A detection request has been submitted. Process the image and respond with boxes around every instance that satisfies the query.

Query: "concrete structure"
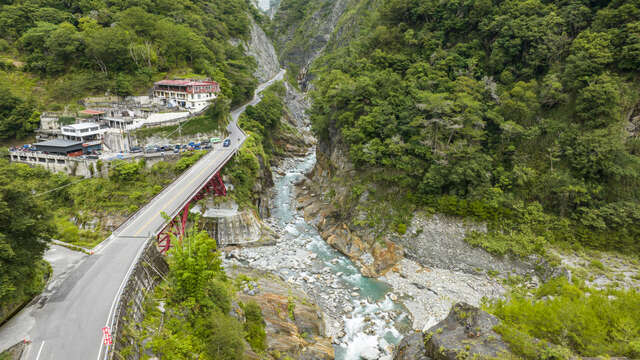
[0,70,285,360]
[60,123,105,153]
[153,79,220,111]
[61,123,104,141]
[9,150,97,177]
[33,139,84,155]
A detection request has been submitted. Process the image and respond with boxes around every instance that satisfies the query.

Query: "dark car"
[130,146,142,153]
[223,139,231,147]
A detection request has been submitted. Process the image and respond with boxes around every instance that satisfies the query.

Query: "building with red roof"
[153,79,220,111]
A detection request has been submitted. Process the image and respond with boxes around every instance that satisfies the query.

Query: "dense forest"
[308,0,640,257]
[288,0,640,357]
[0,0,262,139]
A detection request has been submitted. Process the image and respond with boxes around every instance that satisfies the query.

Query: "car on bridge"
[223,139,231,147]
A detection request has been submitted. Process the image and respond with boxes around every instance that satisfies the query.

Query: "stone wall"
[8,151,181,178]
[109,241,168,360]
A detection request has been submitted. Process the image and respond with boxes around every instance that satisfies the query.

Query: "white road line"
[94,69,285,360]
[97,238,148,360]
[35,341,45,360]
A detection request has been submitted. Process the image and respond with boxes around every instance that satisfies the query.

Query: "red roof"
[154,79,218,87]
[79,109,105,115]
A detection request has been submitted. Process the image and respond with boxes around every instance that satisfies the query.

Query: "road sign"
[102,326,113,345]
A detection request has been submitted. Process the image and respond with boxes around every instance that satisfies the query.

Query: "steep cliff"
[245,16,281,83]
[271,0,350,87]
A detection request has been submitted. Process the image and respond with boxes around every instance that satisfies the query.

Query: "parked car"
[130,146,142,153]
[210,137,221,144]
[223,139,231,147]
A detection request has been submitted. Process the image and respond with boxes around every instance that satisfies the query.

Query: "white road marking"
[95,69,285,360]
[35,341,45,360]
[97,238,148,360]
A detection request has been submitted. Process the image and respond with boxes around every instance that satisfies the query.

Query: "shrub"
[243,301,266,352]
[486,278,640,359]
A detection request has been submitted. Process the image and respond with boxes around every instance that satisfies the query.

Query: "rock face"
[196,200,276,247]
[393,333,430,360]
[113,241,170,359]
[244,16,281,82]
[272,0,350,87]
[424,303,510,360]
[394,303,511,360]
[396,213,535,276]
[231,268,334,360]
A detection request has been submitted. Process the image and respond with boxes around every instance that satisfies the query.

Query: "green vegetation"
[485,277,640,359]
[0,151,204,252]
[0,0,262,139]
[123,230,267,359]
[223,82,287,208]
[0,159,54,322]
[242,301,267,353]
[304,0,640,258]
[239,81,286,157]
[0,85,39,140]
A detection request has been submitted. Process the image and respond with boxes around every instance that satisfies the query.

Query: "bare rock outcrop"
[231,268,334,360]
[246,17,281,83]
[394,303,511,360]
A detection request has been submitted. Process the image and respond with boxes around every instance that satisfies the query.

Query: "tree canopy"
[307,0,640,256]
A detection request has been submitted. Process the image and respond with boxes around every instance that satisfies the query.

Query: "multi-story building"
[153,79,221,111]
[61,123,105,152]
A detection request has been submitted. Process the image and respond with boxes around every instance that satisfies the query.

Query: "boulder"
[393,333,430,360]
[424,303,510,360]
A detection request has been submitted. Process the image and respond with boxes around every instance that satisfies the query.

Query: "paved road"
[0,70,285,360]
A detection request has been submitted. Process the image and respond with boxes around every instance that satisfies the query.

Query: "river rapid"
[223,148,410,360]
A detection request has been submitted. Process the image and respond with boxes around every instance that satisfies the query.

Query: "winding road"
[0,70,285,360]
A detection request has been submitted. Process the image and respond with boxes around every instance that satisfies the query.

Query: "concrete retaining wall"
[110,241,168,359]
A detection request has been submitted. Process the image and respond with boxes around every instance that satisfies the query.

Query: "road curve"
[0,70,285,360]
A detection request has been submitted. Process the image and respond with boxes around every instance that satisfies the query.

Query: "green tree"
[0,161,54,314]
[575,73,622,128]
[564,31,613,89]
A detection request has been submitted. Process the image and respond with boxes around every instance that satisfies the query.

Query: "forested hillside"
[308,0,640,256]
[0,0,261,139]
[275,0,640,357]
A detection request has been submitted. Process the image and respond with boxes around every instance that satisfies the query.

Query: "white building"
[153,79,221,111]
[61,123,105,144]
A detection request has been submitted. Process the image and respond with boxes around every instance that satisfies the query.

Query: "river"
[225,147,411,360]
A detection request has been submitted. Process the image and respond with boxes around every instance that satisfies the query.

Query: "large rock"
[424,303,510,360]
[231,268,334,360]
[394,333,430,360]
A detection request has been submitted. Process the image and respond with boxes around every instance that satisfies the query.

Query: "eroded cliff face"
[272,0,350,87]
[245,16,281,83]
[394,303,511,360]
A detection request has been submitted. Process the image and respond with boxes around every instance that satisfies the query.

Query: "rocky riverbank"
[226,266,335,359]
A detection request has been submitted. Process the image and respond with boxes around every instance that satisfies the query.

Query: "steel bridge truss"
[156,172,227,253]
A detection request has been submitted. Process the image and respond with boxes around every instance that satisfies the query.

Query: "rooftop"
[63,122,100,130]
[79,109,105,115]
[34,139,83,148]
[154,79,218,87]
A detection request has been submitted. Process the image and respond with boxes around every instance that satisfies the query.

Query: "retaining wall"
[110,240,168,359]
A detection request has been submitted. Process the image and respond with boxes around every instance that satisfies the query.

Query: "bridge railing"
[106,141,243,360]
